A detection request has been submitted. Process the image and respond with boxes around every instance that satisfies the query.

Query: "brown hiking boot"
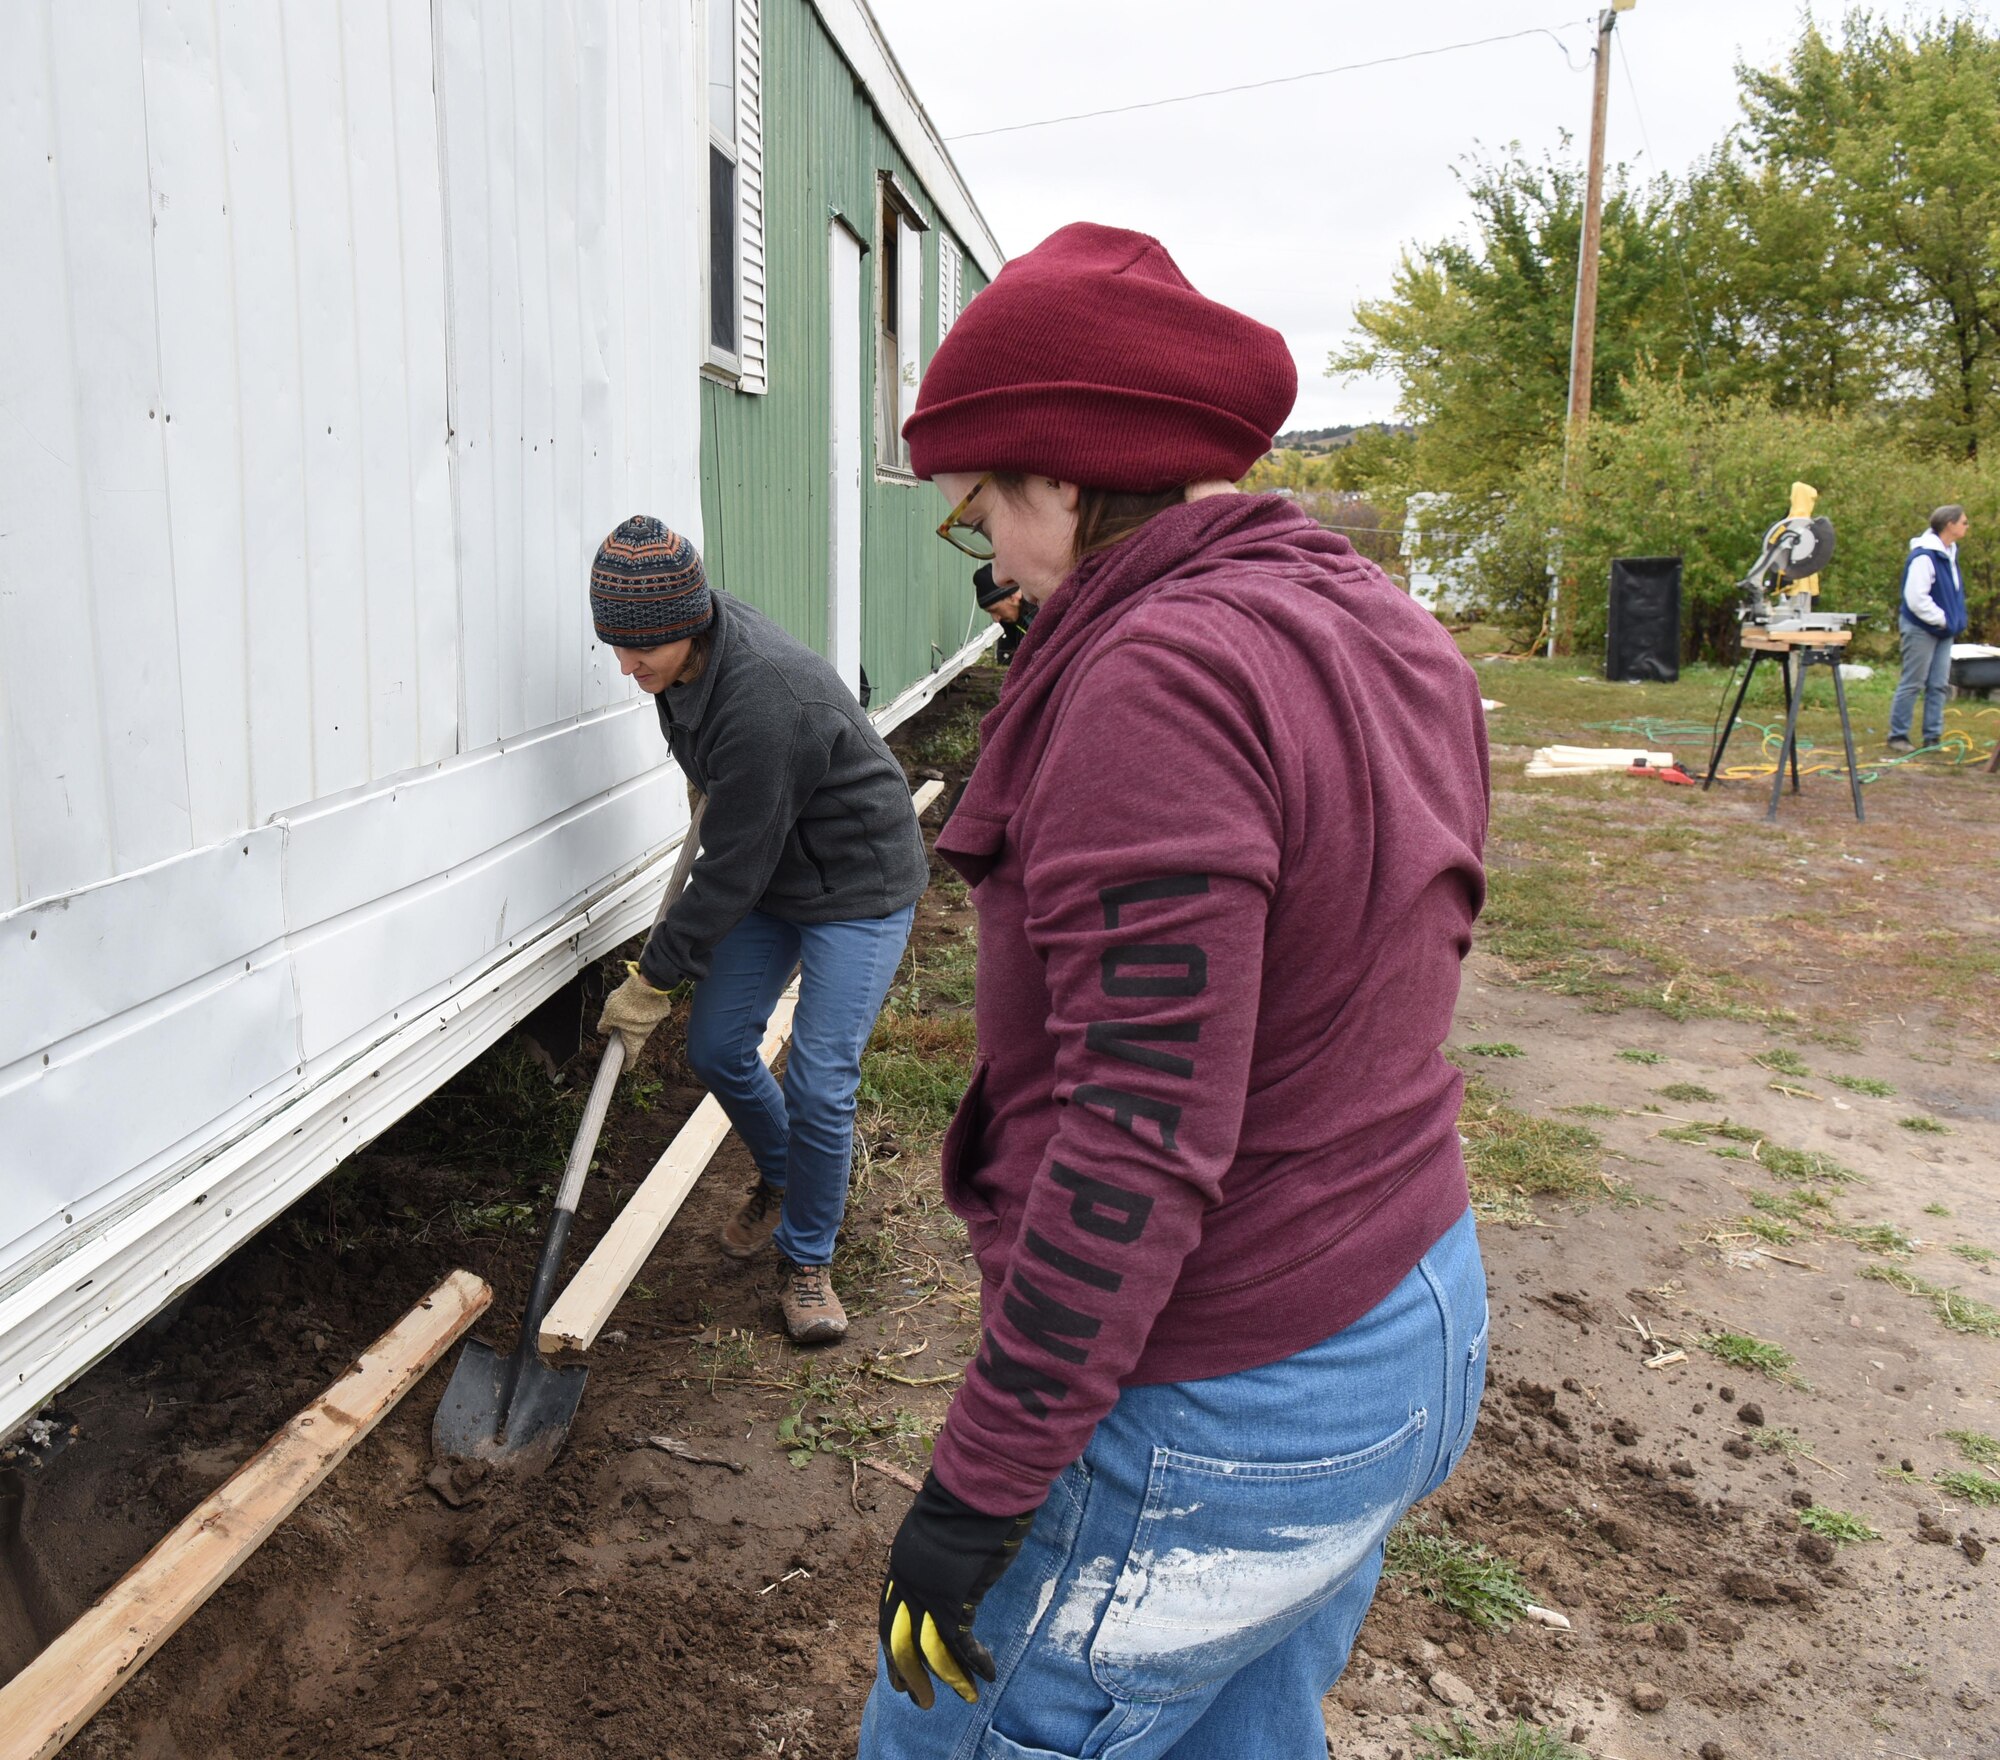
[720,1181,783,1260]
[779,1260,847,1344]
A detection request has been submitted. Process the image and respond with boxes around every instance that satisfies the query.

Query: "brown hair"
[994,475,1185,567]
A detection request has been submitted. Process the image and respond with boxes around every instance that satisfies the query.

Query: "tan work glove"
[597,962,676,1061]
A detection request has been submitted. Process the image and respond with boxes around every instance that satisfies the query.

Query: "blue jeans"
[857,1207,1489,1760]
[684,905,913,1266]
[1890,620,1954,745]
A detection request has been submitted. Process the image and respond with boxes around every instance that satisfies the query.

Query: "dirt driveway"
[5,660,1996,1760]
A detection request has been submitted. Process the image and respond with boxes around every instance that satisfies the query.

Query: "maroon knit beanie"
[903,222,1296,492]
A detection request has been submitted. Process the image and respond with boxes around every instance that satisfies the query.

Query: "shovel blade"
[432,1338,587,1475]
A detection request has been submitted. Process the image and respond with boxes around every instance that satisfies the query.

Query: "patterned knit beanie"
[903,222,1296,491]
[589,516,712,647]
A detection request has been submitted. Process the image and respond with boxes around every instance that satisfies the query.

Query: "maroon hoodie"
[928,493,1489,1517]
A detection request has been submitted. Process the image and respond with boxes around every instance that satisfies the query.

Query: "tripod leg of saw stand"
[1778,653,1803,793]
[1704,651,1761,791]
[1767,654,1808,821]
[1830,652,1864,821]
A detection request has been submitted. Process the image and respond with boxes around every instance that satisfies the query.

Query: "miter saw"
[1736,482,1856,633]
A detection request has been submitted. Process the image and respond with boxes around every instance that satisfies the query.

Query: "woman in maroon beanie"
[860,223,1492,1760]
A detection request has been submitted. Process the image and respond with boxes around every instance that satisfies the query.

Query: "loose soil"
[3,662,1995,1760]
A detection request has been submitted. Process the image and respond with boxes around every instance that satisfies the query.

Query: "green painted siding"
[698,0,991,703]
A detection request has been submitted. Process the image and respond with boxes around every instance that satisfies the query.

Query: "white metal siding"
[437,0,704,753]
[0,0,705,1437]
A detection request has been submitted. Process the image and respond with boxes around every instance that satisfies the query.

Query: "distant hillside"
[1274,421,1413,454]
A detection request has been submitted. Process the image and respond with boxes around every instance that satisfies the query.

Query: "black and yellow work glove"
[879,1473,1037,1709]
[596,962,676,1061]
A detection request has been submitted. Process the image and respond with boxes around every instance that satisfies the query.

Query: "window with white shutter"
[875,175,928,477]
[938,236,962,344]
[735,0,767,392]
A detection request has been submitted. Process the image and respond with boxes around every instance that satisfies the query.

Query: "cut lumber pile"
[0,1270,491,1760]
[1525,744,1674,778]
[539,983,802,1354]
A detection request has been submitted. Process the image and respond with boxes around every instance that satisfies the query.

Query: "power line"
[943,20,1598,142]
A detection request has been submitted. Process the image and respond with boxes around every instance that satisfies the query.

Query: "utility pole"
[1549,0,1635,658]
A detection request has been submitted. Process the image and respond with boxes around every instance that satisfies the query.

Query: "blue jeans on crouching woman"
[683,905,913,1267]
[857,1206,1489,1760]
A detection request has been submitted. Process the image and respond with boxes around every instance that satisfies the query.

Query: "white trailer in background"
[0,1,984,1443]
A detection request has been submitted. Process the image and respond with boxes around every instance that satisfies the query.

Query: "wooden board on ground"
[0,1270,492,1760]
[539,984,802,1354]
[910,778,945,818]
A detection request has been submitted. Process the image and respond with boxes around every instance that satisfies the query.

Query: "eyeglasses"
[936,473,996,561]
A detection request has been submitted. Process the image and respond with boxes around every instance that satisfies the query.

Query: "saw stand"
[1702,627,1864,822]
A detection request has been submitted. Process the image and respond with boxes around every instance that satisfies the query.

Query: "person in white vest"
[1887,504,1971,752]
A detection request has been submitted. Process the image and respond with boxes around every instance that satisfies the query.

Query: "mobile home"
[0,0,999,1441]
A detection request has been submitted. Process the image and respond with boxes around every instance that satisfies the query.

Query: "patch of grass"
[905,699,985,771]
[1741,1215,1799,1245]
[1619,1592,1684,1626]
[1659,1082,1721,1104]
[1414,1718,1584,1760]
[1950,1242,1997,1265]
[1383,1516,1533,1630]
[1617,1048,1667,1065]
[1797,1505,1880,1544]
[1829,1074,1896,1098]
[1859,1265,2000,1337]
[1466,1042,1526,1058]
[1754,1047,1812,1078]
[376,1035,588,1172]
[859,1009,976,1147]
[1559,1102,1619,1118]
[1751,1426,1807,1457]
[1760,1142,1861,1185]
[1701,1329,1805,1386]
[1458,1075,1604,1222]
[1899,1114,1950,1134]
[1924,1202,1952,1217]
[1935,1469,2000,1507]
[1749,1187,1831,1220]
[1836,1221,1917,1257]
[1945,1429,2000,1469]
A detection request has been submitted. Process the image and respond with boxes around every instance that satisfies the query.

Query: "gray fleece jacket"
[638,590,929,988]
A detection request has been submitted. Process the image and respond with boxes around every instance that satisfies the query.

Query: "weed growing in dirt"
[1899,1114,1950,1134]
[1936,1469,2000,1507]
[1797,1506,1880,1544]
[1559,1102,1619,1118]
[1950,1243,1997,1265]
[1617,1049,1666,1065]
[1659,1082,1721,1104]
[1701,1330,1804,1386]
[1924,1202,1952,1216]
[1859,1266,2000,1337]
[907,700,986,771]
[1619,1592,1684,1626]
[1467,1042,1525,1057]
[860,1010,976,1147]
[1741,1215,1798,1244]
[376,1036,589,1172]
[1458,1076,1604,1223]
[1751,1427,1807,1458]
[1750,1187,1831,1219]
[1945,1429,2000,1468]
[1836,1222,1916,1257]
[1414,1718,1583,1760]
[1829,1074,1896,1098]
[1760,1143,1861,1185]
[1383,1516,1533,1630]
[1754,1047,1812,1078]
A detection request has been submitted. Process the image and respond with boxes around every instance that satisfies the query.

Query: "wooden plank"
[1742,628,1853,650]
[0,1270,491,1760]
[909,778,945,819]
[540,983,799,1353]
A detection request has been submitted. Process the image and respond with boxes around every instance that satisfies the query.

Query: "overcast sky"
[869,1,1926,433]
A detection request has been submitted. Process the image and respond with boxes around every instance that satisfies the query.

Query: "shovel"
[433,798,706,1473]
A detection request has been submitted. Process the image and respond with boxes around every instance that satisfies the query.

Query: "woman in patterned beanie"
[589,515,929,1344]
